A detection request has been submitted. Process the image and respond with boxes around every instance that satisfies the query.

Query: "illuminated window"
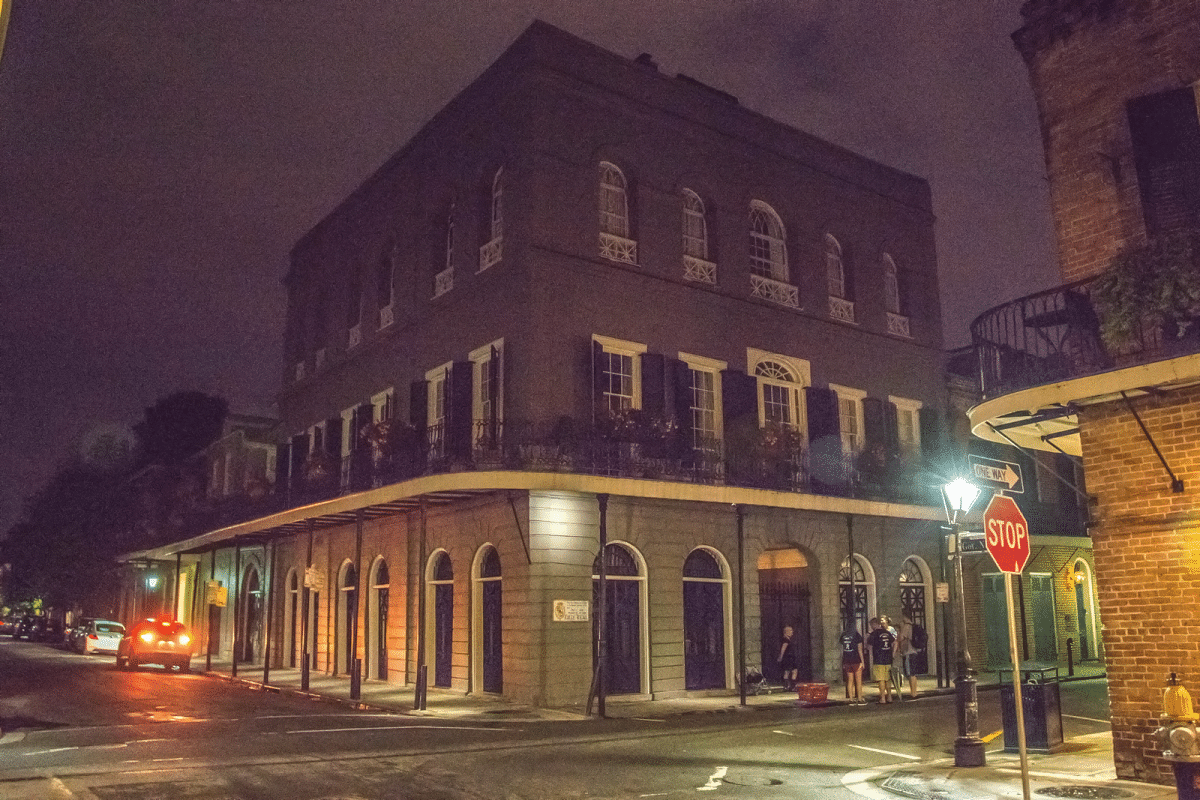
[829,384,866,454]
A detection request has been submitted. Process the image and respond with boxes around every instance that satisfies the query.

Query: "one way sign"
[968,454,1025,494]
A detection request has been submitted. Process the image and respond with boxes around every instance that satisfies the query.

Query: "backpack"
[910,623,927,650]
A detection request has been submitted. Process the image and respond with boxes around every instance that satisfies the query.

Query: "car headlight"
[139,631,156,643]
[177,634,190,646]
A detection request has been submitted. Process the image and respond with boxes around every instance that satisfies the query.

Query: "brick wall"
[1078,384,1200,782]
[1013,0,1200,283]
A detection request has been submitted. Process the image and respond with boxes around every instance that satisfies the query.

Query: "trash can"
[998,664,1064,753]
[1168,759,1200,800]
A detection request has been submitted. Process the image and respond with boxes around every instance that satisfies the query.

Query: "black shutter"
[410,380,428,442]
[721,369,758,485]
[671,359,694,439]
[1128,87,1200,235]
[489,345,501,431]
[325,416,343,458]
[591,339,605,420]
[918,406,942,465]
[354,404,373,451]
[448,361,474,459]
[276,440,291,492]
[641,352,665,416]
[290,433,309,482]
[863,397,887,448]
[805,386,845,492]
[885,401,901,457]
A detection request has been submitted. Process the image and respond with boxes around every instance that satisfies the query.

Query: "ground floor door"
[759,566,811,683]
[683,579,725,690]
[1030,574,1057,662]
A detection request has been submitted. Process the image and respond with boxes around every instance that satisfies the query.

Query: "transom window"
[749,202,787,281]
[682,189,708,259]
[599,162,629,237]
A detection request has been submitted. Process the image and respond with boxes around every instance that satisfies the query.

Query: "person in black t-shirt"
[866,617,897,704]
[838,620,865,704]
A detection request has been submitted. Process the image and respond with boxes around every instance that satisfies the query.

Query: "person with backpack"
[898,613,927,700]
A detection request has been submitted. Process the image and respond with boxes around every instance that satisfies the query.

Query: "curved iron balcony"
[970,277,1200,399]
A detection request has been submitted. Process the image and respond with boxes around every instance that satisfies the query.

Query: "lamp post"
[943,477,985,767]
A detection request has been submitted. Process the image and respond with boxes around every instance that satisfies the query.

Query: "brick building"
[970,0,1200,783]
[122,21,957,709]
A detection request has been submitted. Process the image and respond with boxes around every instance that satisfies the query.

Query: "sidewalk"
[199,661,1179,800]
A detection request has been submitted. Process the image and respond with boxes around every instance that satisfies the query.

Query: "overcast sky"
[0,1,1056,533]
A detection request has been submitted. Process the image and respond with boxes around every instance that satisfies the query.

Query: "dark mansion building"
[120,21,957,708]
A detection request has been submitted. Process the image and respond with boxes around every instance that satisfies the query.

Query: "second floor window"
[749,202,788,281]
[689,366,718,453]
[830,384,865,455]
[755,359,802,431]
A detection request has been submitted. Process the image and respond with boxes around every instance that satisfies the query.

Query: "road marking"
[772,730,795,736]
[1063,714,1109,724]
[630,717,666,722]
[23,747,78,756]
[287,724,514,734]
[848,744,920,760]
[698,766,727,791]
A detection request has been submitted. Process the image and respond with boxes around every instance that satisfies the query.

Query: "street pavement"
[188,661,1179,800]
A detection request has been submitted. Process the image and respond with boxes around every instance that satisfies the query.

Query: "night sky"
[0,2,1056,533]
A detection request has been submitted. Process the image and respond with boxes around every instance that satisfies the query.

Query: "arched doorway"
[898,556,931,674]
[476,547,502,693]
[337,562,358,675]
[429,552,454,688]
[368,559,389,680]
[285,570,299,668]
[592,542,644,695]
[238,566,263,664]
[839,554,871,637]
[683,548,727,690]
[758,548,811,683]
[1073,560,1095,661]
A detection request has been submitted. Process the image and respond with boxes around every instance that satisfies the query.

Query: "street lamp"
[942,477,985,767]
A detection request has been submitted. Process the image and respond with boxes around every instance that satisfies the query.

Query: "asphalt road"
[0,639,1113,799]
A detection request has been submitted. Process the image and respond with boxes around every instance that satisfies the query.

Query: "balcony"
[433,266,454,298]
[479,237,502,271]
[749,274,799,308]
[968,277,1200,456]
[683,255,717,285]
[599,232,638,265]
[828,295,855,324]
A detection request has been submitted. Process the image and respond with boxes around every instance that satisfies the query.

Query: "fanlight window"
[683,549,722,579]
[599,162,629,237]
[682,190,708,259]
[749,202,787,281]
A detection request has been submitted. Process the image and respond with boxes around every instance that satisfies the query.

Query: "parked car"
[0,616,20,636]
[14,615,38,640]
[65,618,95,651]
[116,618,192,671]
[28,617,65,643]
[74,619,124,654]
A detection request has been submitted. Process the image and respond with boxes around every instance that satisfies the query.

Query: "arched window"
[338,562,359,675]
[826,234,845,299]
[369,559,389,680]
[592,543,644,694]
[430,552,454,687]
[599,162,629,237]
[682,190,708,260]
[682,548,726,690]
[883,254,901,314]
[755,360,801,429]
[749,202,787,281]
[476,546,503,693]
[490,168,503,242]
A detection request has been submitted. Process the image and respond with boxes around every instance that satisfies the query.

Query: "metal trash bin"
[998,664,1064,753]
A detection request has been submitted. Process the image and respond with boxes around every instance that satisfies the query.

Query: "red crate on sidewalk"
[796,683,829,704]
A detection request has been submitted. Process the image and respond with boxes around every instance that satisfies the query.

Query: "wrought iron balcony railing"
[969,277,1200,399]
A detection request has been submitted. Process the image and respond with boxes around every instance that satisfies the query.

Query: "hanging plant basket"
[1091,230,1200,349]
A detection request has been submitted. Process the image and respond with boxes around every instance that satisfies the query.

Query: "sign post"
[984,493,1032,800]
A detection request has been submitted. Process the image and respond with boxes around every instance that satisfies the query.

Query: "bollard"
[415,664,428,710]
[1066,638,1075,677]
[301,656,310,692]
[350,657,362,700]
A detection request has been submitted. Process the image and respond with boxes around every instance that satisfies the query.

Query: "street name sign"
[969,454,1025,494]
[983,493,1031,574]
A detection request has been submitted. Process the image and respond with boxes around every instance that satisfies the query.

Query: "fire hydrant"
[1155,673,1200,799]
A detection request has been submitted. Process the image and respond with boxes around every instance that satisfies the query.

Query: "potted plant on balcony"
[1091,229,1200,351]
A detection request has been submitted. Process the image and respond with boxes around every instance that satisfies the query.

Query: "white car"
[76,619,125,654]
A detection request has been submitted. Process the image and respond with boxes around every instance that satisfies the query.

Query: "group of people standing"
[836,613,926,705]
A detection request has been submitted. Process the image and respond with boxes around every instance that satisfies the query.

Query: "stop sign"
[983,494,1030,574]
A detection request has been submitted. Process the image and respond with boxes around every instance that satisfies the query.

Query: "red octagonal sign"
[983,494,1030,574]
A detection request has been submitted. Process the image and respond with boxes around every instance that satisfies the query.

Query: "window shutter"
[489,345,501,427]
[325,416,343,458]
[721,369,757,426]
[641,352,665,416]
[409,380,428,439]
[290,433,309,481]
[354,404,373,452]
[449,361,474,458]
[1127,87,1200,235]
[918,406,942,465]
[591,339,605,421]
[276,440,291,490]
[885,401,901,456]
[805,386,846,492]
[721,369,758,486]
[863,397,887,448]
[669,359,694,464]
